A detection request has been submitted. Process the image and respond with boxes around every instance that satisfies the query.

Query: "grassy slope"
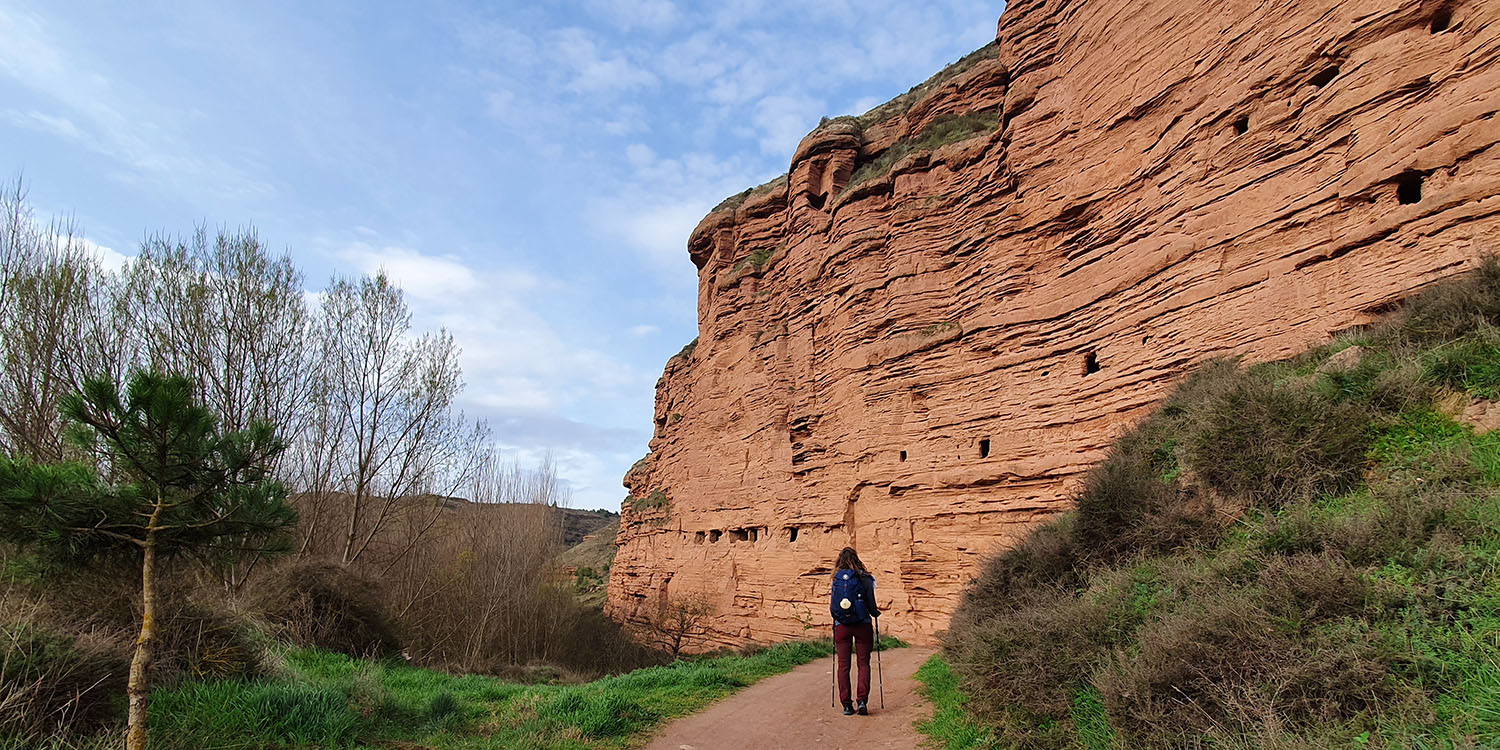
[558,520,618,609]
[921,263,1500,749]
[143,640,837,750]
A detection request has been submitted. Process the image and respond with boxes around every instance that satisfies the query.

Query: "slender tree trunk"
[126,532,157,750]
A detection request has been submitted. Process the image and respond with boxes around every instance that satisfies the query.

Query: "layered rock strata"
[607,0,1500,648]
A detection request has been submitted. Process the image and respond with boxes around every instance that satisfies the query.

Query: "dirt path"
[643,647,937,750]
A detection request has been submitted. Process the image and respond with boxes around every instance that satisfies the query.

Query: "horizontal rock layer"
[607,0,1500,648]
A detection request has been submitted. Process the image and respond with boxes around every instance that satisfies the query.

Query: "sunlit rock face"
[607,0,1500,649]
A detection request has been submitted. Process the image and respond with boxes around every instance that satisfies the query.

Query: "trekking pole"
[830,624,836,708]
[875,617,885,709]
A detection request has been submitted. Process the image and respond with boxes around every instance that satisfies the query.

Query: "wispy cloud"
[0,5,273,201]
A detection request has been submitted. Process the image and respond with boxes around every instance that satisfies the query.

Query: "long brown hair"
[834,547,867,575]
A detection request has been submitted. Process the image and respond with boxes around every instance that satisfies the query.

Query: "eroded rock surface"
[607,0,1500,648]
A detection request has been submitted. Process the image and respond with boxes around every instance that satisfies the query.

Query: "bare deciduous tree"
[0,179,123,460]
[643,593,714,657]
[306,272,482,565]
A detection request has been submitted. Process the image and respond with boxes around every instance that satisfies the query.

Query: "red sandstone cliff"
[606,0,1500,649]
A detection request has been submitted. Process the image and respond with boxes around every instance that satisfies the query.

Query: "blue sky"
[0,0,1000,509]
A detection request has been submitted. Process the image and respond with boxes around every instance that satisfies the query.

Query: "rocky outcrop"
[607,0,1500,649]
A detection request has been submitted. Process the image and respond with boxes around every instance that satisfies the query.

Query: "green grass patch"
[147,640,838,749]
[630,489,670,513]
[846,109,999,190]
[914,654,997,750]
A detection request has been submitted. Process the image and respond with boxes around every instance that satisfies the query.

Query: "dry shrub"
[1387,255,1500,346]
[1183,376,1371,508]
[1096,591,1410,741]
[1321,453,1481,567]
[1072,444,1218,564]
[0,621,128,738]
[10,558,262,685]
[251,559,400,658]
[150,588,265,682]
[1259,553,1376,623]
[1096,593,1281,736]
[947,588,1114,718]
[956,515,1080,627]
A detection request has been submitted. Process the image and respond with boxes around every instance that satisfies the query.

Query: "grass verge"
[140,639,838,749]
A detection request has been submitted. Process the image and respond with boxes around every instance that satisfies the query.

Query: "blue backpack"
[830,569,871,625]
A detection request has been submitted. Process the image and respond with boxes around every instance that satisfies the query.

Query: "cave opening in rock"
[1309,66,1340,88]
[1397,171,1425,204]
[979,438,991,458]
[807,192,827,210]
[1084,351,1101,375]
[899,450,908,462]
[709,530,722,543]
[694,531,705,544]
[789,526,799,543]
[1233,115,1249,135]
[731,529,749,542]
[1431,8,1453,33]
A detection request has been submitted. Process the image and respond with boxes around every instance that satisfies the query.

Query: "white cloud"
[339,243,484,302]
[52,233,129,272]
[625,142,656,168]
[0,6,273,201]
[752,93,823,156]
[5,109,83,141]
[553,28,658,94]
[629,324,660,337]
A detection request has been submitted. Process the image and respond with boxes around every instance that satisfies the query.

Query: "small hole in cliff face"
[1232,115,1249,135]
[979,439,991,458]
[807,192,827,210]
[1084,352,1101,375]
[709,530,722,543]
[694,531,705,544]
[731,529,749,543]
[1309,66,1340,88]
[1397,171,1425,204]
[789,527,799,543]
[1431,9,1452,33]
[899,450,907,462]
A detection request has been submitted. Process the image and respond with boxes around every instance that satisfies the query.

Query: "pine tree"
[0,371,295,750]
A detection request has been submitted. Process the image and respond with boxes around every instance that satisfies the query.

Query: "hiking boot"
[842,702,855,716]
[857,700,869,716]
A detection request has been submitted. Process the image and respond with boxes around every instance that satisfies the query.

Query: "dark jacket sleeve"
[863,574,880,617]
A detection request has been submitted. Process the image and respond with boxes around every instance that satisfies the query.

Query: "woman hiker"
[830,546,880,715]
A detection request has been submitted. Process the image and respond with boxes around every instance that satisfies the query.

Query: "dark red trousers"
[834,621,874,704]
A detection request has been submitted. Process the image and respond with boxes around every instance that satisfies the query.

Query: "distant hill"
[554,507,618,547]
